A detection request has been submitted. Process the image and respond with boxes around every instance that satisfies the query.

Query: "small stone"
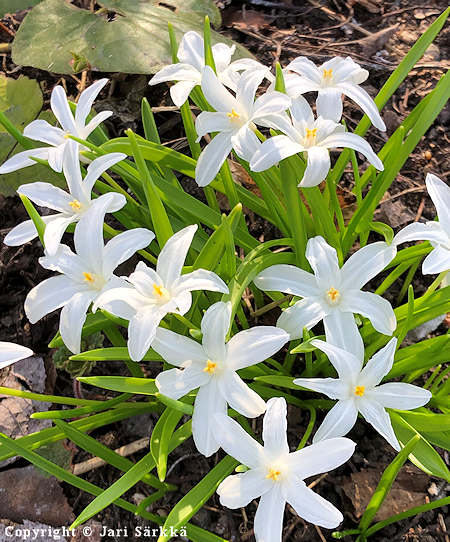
[399,30,418,44]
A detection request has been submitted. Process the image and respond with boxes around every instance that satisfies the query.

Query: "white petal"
[321,131,384,170]
[0,342,33,369]
[177,31,204,71]
[305,236,341,289]
[299,146,331,188]
[290,95,315,127]
[341,290,396,336]
[340,241,397,291]
[286,57,322,84]
[59,290,96,354]
[293,377,348,400]
[262,397,289,455]
[82,110,113,138]
[149,64,199,86]
[217,469,271,509]
[313,399,358,442]
[83,152,127,194]
[18,182,72,213]
[213,412,265,468]
[254,264,319,298]
[75,78,108,128]
[394,221,447,246]
[128,261,162,297]
[288,437,355,479]
[170,80,198,107]
[50,86,76,133]
[192,379,227,456]
[93,286,143,320]
[422,246,450,275]
[172,269,228,297]
[335,81,386,131]
[284,73,320,98]
[128,308,164,362]
[102,228,154,277]
[252,91,291,121]
[368,383,432,410]
[171,290,192,315]
[359,337,397,388]
[47,145,65,172]
[218,371,266,418]
[0,147,50,173]
[201,301,231,361]
[231,125,261,162]
[254,485,285,542]
[63,140,85,201]
[316,88,343,123]
[156,362,210,400]
[201,66,238,113]
[157,225,197,287]
[250,135,304,172]
[286,480,343,529]
[24,275,81,323]
[3,215,58,246]
[426,173,450,233]
[39,244,86,282]
[43,214,76,256]
[359,398,400,451]
[236,68,268,113]
[323,311,364,360]
[225,326,289,371]
[195,131,233,187]
[152,327,206,367]
[195,111,231,138]
[277,297,326,340]
[23,120,66,146]
[312,331,365,382]
[212,42,234,73]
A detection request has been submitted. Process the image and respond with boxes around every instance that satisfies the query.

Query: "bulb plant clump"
[0,13,449,542]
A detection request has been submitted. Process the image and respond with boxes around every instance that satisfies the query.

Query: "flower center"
[326,287,341,305]
[152,283,170,302]
[266,468,281,481]
[322,68,333,83]
[354,385,365,397]
[227,108,241,121]
[69,199,82,211]
[305,127,317,146]
[203,360,217,374]
[83,272,94,283]
[82,271,105,290]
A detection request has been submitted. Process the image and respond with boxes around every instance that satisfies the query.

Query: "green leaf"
[78,376,158,395]
[12,0,251,74]
[253,375,299,390]
[70,346,163,362]
[49,312,115,348]
[150,408,184,481]
[0,0,41,17]
[396,411,450,433]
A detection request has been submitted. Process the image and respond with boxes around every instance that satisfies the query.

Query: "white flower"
[4,141,126,254]
[254,235,397,342]
[214,397,355,539]
[24,194,154,354]
[394,173,450,274]
[154,302,289,456]
[285,56,386,130]
[294,338,432,450]
[149,31,264,107]
[0,342,33,369]
[0,79,112,174]
[250,96,383,187]
[94,225,229,362]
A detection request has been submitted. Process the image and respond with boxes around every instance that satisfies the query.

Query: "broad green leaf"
[49,312,115,348]
[70,347,163,362]
[396,411,450,433]
[253,375,299,390]
[12,0,250,74]
[78,376,158,395]
[150,408,184,481]
[0,0,41,17]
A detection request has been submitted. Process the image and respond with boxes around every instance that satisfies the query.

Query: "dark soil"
[0,1,449,541]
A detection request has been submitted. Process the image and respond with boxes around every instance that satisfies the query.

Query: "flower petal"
[286,480,343,529]
[0,342,33,369]
[335,81,386,131]
[156,362,210,400]
[305,235,341,289]
[157,225,197,287]
[0,147,50,174]
[236,67,269,113]
[359,337,397,388]
[368,383,431,410]
[323,311,364,360]
[75,78,108,128]
[39,244,86,283]
[277,297,326,340]
[226,326,289,371]
[192,379,227,456]
[43,214,76,256]
[290,95,315,128]
[213,412,265,468]
[24,275,81,324]
[359,398,400,451]
[340,290,396,336]
[150,64,200,86]
[102,228,154,277]
[254,485,285,542]
[82,110,113,137]
[426,173,450,232]
[288,437,355,479]
[212,42,235,73]
[311,338,362,378]
[59,290,96,354]
[201,301,231,361]
[218,371,266,418]
[231,125,261,162]
[82,152,127,194]
[340,241,397,291]
[170,80,198,108]
[62,139,85,201]
[195,131,233,186]
[23,120,65,146]
[152,327,206,367]
[128,307,164,362]
[18,182,72,213]
[422,246,450,275]
[293,377,348,400]
[177,31,204,71]
[201,66,238,113]
[217,469,271,509]
[313,399,358,442]
[284,73,320,97]
[195,111,231,138]
[254,264,318,298]
[128,261,162,297]
[172,269,228,298]
[252,91,291,121]
[93,286,144,320]
[3,215,58,246]
[321,131,384,170]
[262,397,289,455]
[393,221,447,246]
[316,88,343,123]
[47,145,65,172]
[50,86,76,133]
[286,57,322,84]
[250,135,304,172]
[299,146,331,188]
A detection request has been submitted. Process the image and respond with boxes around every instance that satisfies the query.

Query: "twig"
[250,295,292,318]
[314,524,327,542]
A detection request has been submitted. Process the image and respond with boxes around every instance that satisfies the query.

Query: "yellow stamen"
[64,133,71,139]
[326,287,340,303]
[83,272,94,283]
[227,108,240,120]
[355,385,365,397]
[69,199,82,211]
[305,127,318,145]
[153,284,164,297]
[203,360,217,374]
[323,68,333,80]
[266,468,281,481]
